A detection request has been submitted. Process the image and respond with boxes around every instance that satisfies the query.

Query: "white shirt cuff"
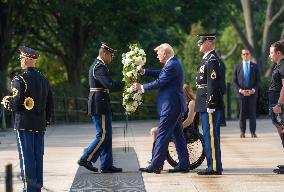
[141,85,145,93]
[239,89,242,93]
[252,88,255,93]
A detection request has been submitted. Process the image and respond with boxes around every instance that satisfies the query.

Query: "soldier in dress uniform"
[1,46,53,192]
[78,42,124,173]
[195,34,224,175]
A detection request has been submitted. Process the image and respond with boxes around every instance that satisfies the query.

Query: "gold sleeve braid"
[17,75,34,110]
[1,75,34,111]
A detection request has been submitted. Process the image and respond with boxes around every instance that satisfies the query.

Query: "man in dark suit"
[133,43,190,173]
[216,50,227,126]
[2,46,53,192]
[195,34,224,175]
[78,42,125,173]
[233,49,260,138]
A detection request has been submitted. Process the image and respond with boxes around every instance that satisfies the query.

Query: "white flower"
[126,71,132,77]
[133,93,141,101]
[133,101,138,108]
[124,94,129,99]
[126,87,134,93]
[134,59,144,66]
[136,65,142,70]
[124,58,131,66]
[139,49,145,55]
[122,43,146,113]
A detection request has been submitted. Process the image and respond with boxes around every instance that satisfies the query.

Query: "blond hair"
[183,84,195,103]
[154,43,174,57]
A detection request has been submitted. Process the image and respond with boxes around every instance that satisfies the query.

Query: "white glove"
[3,100,10,109]
[207,108,215,113]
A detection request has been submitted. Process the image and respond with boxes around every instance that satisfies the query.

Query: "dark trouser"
[220,96,226,126]
[220,108,226,126]
[200,111,223,172]
[268,92,284,147]
[238,94,257,134]
[151,113,189,169]
[16,130,45,192]
[80,114,113,169]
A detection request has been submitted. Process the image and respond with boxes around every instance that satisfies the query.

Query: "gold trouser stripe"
[87,114,106,161]
[208,113,217,171]
[16,130,27,190]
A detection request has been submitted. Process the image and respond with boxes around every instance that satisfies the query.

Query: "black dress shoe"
[139,166,161,174]
[101,166,122,173]
[197,169,222,175]
[273,168,284,174]
[277,165,284,169]
[240,133,245,138]
[251,133,257,138]
[77,160,98,172]
[168,167,189,173]
[281,132,284,147]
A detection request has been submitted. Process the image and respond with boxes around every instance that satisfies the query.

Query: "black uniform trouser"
[238,94,257,134]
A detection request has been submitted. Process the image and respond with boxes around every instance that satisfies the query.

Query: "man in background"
[233,49,260,138]
[268,40,284,174]
[216,50,226,126]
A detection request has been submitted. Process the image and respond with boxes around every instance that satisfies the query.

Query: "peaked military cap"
[19,46,39,59]
[101,42,117,55]
[197,34,216,46]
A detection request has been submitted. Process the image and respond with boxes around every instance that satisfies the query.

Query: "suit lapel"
[249,62,255,84]
[239,63,244,81]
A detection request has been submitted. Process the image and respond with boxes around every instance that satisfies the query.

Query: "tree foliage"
[0,0,283,104]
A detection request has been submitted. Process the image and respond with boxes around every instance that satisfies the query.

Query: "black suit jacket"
[7,67,53,131]
[87,58,124,115]
[195,50,224,112]
[233,61,260,97]
[219,59,226,95]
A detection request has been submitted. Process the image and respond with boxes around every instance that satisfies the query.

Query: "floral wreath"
[122,43,146,114]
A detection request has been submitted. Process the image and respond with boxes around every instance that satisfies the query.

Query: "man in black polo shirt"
[268,39,284,174]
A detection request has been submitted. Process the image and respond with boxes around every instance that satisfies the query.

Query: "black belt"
[90,88,109,93]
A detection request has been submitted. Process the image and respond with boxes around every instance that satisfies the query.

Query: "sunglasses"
[197,40,206,46]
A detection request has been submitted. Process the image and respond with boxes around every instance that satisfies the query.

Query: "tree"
[0,0,31,94]
[227,0,284,73]
[28,0,102,95]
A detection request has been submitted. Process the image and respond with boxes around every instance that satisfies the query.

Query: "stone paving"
[0,119,284,192]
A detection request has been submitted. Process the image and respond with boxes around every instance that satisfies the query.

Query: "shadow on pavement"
[70,147,146,192]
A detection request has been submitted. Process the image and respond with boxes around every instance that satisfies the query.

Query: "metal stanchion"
[5,164,13,192]
[1,106,7,130]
